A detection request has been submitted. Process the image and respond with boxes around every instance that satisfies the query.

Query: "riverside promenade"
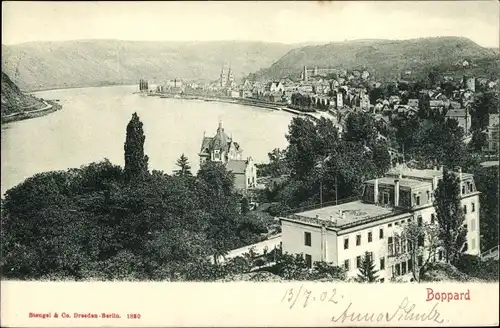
[137,91,338,123]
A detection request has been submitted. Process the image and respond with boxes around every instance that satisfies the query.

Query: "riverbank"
[137,92,329,121]
[1,100,62,124]
[23,82,135,94]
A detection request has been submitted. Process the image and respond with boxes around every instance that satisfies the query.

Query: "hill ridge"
[252,36,499,81]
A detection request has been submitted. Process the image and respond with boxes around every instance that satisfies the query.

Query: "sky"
[2,1,499,48]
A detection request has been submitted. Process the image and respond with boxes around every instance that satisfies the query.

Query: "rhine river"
[1,85,293,195]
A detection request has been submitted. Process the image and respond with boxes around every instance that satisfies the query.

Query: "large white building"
[280,166,481,282]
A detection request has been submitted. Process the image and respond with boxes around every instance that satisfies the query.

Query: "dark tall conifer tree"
[124,113,149,180]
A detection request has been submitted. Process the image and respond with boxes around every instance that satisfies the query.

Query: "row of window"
[343,252,385,271]
[393,259,413,276]
[387,236,422,256]
[463,202,476,214]
[343,229,382,249]
[304,212,476,249]
[461,181,475,195]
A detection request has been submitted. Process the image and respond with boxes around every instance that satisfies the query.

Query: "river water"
[1,85,293,195]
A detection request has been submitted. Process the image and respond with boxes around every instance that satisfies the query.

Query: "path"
[2,100,52,119]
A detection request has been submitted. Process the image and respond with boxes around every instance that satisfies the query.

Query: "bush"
[267,203,290,217]
[455,255,499,282]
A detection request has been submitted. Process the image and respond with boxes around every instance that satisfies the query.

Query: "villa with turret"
[199,121,257,191]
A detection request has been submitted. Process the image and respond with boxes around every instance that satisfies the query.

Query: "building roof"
[387,166,442,180]
[226,159,248,174]
[386,166,473,181]
[285,200,402,230]
[200,136,213,153]
[480,161,499,168]
[429,100,445,107]
[365,177,430,189]
[211,122,231,152]
[446,109,468,117]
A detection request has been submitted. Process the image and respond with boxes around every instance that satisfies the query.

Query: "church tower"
[227,62,234,89]
[220,63,227,88]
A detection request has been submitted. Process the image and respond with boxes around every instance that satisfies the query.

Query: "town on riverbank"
[135,62,499,153]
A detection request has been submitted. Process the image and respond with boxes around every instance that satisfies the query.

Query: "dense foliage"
[0,114,267,280]
[472,166,499,252]
[263,114,390,209]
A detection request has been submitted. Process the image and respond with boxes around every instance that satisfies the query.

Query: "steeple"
[227,61,234,88]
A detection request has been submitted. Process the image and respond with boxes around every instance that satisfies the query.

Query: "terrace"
[282,200,408,230]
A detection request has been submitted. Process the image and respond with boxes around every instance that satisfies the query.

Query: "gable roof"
[200,137,213,153]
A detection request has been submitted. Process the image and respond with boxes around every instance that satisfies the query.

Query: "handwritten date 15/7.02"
[281,285,343,309]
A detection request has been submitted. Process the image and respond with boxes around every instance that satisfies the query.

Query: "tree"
[433,167,467,264]
[274,252,309,280]
[470,91,499,133]
[395,221,440,282]
[369,87,384,104]
[124,113,149,180]
[196,161,240,264]
[344,111,377,144]
[416,119,467,169]
[174,153,192,177]
[472,165,499,252]
[312,261,346,280]
[241,197,250,214]
[357,251,379,282]
[285,117,320,181]
[371,141,391,176]
[266,148,289,178]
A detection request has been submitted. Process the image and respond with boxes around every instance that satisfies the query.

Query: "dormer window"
[214,150,220,160]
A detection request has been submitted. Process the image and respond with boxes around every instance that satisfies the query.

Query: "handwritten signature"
[331,297,445,324]
[281,286,445,324]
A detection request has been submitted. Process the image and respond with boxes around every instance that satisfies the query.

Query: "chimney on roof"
[218,120,223,130]
[316,214,320,220]
[374,178,379,204]
[341,211,346,221]
[330,215,337,225]
[394,178,400,208]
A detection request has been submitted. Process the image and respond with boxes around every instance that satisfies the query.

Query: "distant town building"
[445,109,471,135]
[302,66,338,81]
[280,166,481,282]
[464,76,476,92]
[226,157,258,190]
[265,81,284,93]
[198,121,257,191]
[483,114,499,153]
[407,99,419,108]
[336,92,343,108]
